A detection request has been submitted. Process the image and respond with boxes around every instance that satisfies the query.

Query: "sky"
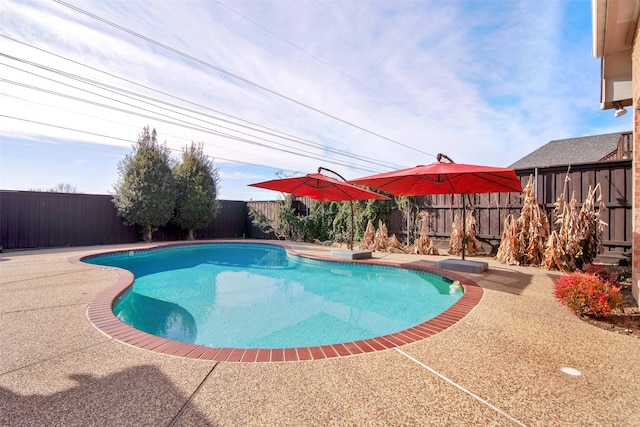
[0,0,633,201]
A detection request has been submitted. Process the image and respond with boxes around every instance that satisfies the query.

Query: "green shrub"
[554,272,623,318]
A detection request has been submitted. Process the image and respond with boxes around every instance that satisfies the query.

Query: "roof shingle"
[509,132,629,169]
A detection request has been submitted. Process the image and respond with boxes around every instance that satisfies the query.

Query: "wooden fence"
[523,160,631,252]
[1,191,139,249]
[0,191,248,249]
[246,199,310,239]
[386,160,632,253]
[0,160,631,252]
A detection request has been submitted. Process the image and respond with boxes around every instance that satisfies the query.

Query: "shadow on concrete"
[475,266,536,295]
[403,259,537,295]
[0,364,213,427]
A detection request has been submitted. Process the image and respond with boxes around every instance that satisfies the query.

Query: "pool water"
[85,243,462,348]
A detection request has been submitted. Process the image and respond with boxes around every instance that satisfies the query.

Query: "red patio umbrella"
[249,167,389,249]
[349,154,523,259]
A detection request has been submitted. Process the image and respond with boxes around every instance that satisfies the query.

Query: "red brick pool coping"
[75,241,483,362]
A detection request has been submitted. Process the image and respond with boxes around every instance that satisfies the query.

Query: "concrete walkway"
[1,241,639,426]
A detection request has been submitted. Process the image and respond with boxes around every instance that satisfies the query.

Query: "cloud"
[1,0,632,200]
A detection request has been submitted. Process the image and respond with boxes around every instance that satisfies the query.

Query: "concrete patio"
[1,241,639,426]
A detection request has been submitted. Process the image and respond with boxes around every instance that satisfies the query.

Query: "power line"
[214,0,407,111]
[0,37,403,170]
[0,114,132,143]
[1,76,383,173]
[1,63,378,171]
[1,53,397,170]
[0,70,385,175]
[52,0,436,158]
[4,91,310,169]
[0,114,300,172]
[2,91,335,173]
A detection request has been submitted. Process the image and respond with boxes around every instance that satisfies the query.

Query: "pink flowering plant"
[554,271,624,318]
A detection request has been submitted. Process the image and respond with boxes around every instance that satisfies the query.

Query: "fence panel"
[205,200,247,238]
[0,192,248,249]
[384,160,631,253]
[246,200,278,239]
[0,191,140,249]
[245,199,311,239]
[152,200,248,241]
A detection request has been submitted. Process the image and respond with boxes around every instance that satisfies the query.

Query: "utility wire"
[214,0,407,112]
[1,79,382,173]
[0,35,299,145]
[1,53,397,170]
[0,114,299,172]
[53,0,435,158]
[1,62,386,172]
[4,92,305,167]
[0,36,403,169]
[4,92,195,147]
[0,80,382,173]
[0,114,132,143]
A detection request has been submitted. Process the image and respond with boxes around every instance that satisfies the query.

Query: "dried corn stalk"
[544,183,607,271]
[414,211,439,255]
[373,220,389,252]
[449,211,483,256]
[544,192,581,271]
[464,212,483,255]
[496,213,518,264]
[580,184,607,260]
[496,175,549,266]
[448,214,463,255]
[359,220,376,250]
[389,234,408,253]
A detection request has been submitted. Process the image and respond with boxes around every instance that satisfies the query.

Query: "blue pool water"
[85,243,462,348]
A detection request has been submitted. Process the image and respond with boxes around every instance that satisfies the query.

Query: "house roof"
[592,0,639,58]
[509,132,628,169]
[592,0,638,110]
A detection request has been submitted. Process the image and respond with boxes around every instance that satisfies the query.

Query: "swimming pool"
[83,242,483,362]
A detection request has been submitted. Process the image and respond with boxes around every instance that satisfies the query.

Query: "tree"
[355,197,393,241]
[51,183,78,193]
[173,142,221,239]
[29,183,78,193]
[249,194,301,241]
[112,126,176,242]
[250,196,392,245]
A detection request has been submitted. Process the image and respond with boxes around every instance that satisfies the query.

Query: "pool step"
[437,259,488,274]
[331,250,373,260]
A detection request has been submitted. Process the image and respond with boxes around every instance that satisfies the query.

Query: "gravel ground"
[2,241,639,426]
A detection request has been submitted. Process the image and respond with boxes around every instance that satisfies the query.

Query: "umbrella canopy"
[249,172,389,250]
[349,156,522,260]
[348,161,522,196]
[249,173,390,202]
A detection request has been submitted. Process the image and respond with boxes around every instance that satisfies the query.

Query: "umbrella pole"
[406,203,410,246]
[350,200,354,250]
[461,195,466,261]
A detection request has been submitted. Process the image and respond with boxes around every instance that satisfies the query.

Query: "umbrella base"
[331,250,372,260]
[437,259,488,274]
